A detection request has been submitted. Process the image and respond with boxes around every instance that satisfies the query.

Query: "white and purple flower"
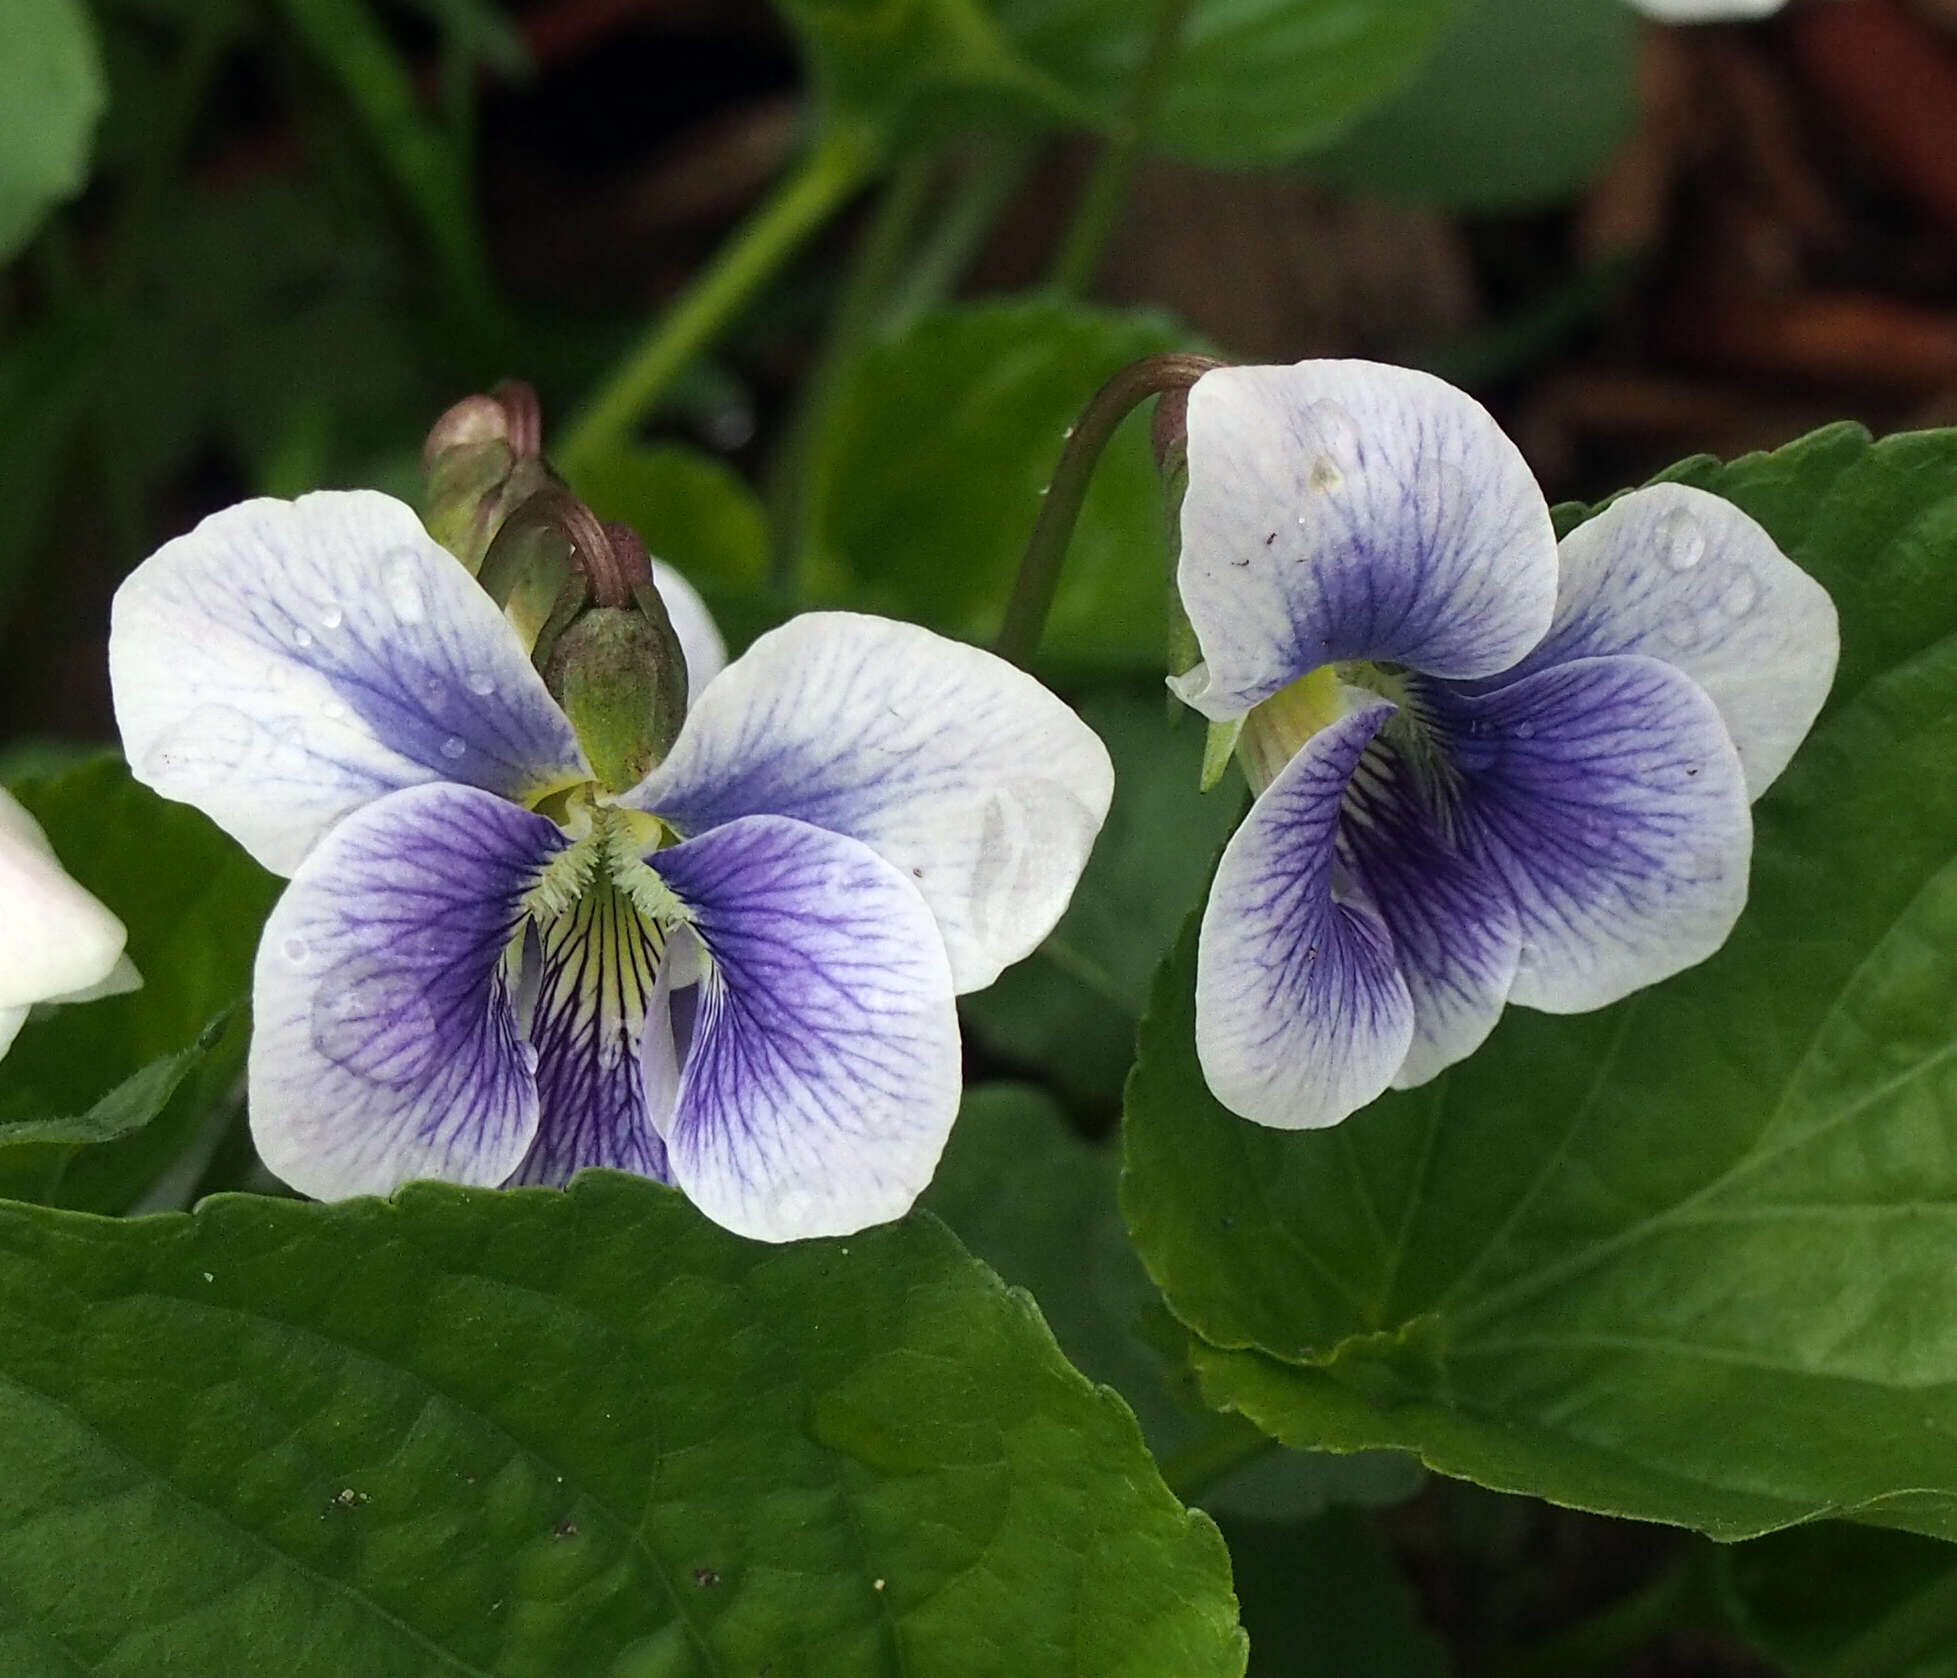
[0,788,140,1061]
[1172,361,1837,1130]
[109,491,1111,1239]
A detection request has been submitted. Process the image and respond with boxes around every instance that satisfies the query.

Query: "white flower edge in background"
[1621,0,1786,20]
[110,492,1112,1241]
[0,788,140,1060]
[1173,360,1837,1131]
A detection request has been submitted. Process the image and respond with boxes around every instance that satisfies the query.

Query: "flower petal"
[653,560,727,692]
[505,879,673,1186]
[1196,703,1415,1130]
[625,613,1113,993]
[249,782,560,1199]
[1444,654,1752,1014]
[1517,483,1837,799]
[1172,361,1558,720]
[0,1008,24,1061]
[1624,0,1784,20]
[1339,740,1523,1090]
[0,788,129,1009]
[111,491,590,876]
[648,814,961,1242]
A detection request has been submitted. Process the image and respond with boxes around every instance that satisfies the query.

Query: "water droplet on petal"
[383,553,426,624]
[771,1184,815,1231]
[465,671,496,696]
[319,603,344,630]
[424,679,448,710]
[1664,614,1702,651]
[440,735,467,760]
[1514,720,1535,740]
[320,696,349,721]
[1721,570,1758,616]
[282,937,309,965]
[1657,506,1705,571]
[1304,398,1359,465]
[292,625,314,649]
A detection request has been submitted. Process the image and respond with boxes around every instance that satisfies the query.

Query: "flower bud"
[423,381,554,575]
[543,600,688,794]
[498,500,687,793]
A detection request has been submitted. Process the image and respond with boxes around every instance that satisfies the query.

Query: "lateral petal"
[1196,703,1416,1130]
[649,814,961,1242]
[249,782,560,1199]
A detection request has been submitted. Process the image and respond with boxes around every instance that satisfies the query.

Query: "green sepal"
[425,445,555,576]
[543,600,687,794]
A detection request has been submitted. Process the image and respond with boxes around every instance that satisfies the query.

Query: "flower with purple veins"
[109,491,1111,1240]
[1171,360,1838,1131]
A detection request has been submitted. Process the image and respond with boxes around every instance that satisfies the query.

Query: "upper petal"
[1196,703,1415,1130]
[649,814,962,1242]
[1516,483,1838,799]
[1172,361,1558,720]
[111,490,590,876]
[652,560,727,693]
[0,788,129,1009]
[624,613,1113,993]
[249,781,561,1199]
[1443,654,1752,1014]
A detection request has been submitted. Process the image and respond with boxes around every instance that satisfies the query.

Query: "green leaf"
[1718,1524,1957,1677]
[0,1174,1246,1675]
[567,442,770,594]
[1122,424,1957,1541]
[0,0,105,259]
[1223,1510,1447,1678]
[965,688,1242,1107]
[998,0,1465,167]
[808,299,1184,671]
[773,0,1463,166]
[0,1007,233,1150]
[927,1084,1422,1520]
[1308,0,1636,211]
[2,759,279,1211]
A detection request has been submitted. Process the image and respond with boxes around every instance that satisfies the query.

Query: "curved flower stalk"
[1172,361,1837,1131]
[110,492,1112,1240]
[0,789,140,1060]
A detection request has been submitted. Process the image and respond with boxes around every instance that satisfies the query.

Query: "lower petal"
[1339,741,1522,1090]
[249,782,561,1199]
[1196,704,1415,1130]
[505,877,673,1186]
[1445,654,1752,1014]
[649,814,961,1242]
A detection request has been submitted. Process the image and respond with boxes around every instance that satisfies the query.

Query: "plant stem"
[106,4,232,301]
[879,136,1038,333]
[1488,1555,1694,1678]
[763,152,940,586]
[994,350,1222,667]
[1159,1416,1282,1503]
[558,124,878,480]
[1813,1561,1957,1678]
[276,0,504,342]
[1047,0,1194,297]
